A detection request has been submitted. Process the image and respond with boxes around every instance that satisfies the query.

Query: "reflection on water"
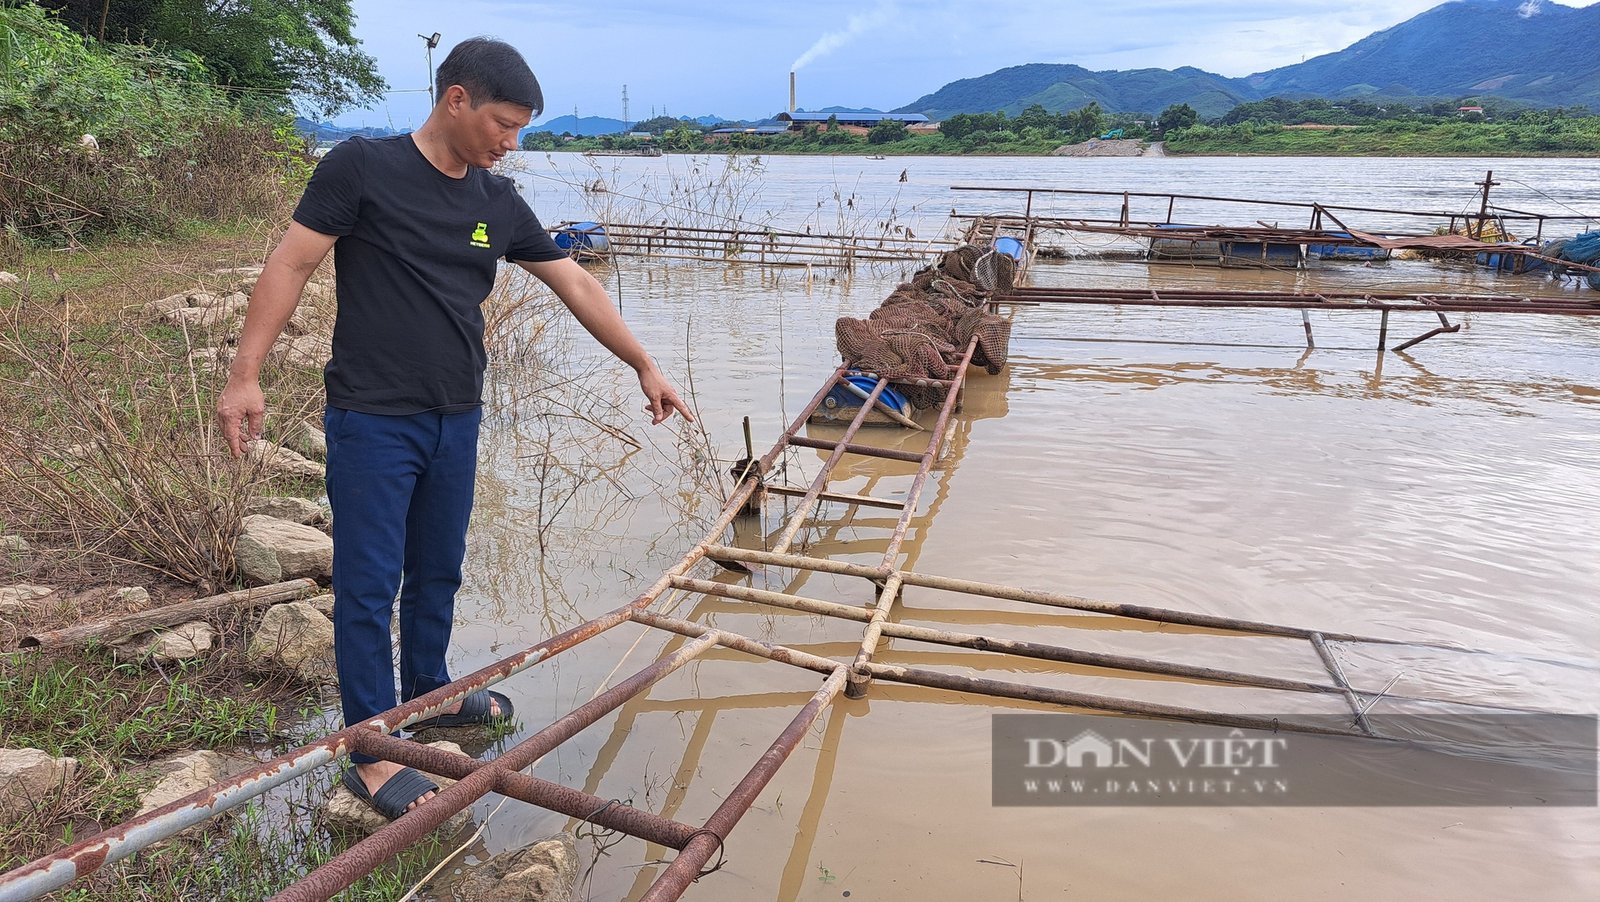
[431,155,1600,901]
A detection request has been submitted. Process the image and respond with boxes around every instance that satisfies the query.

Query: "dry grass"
[0,217,326,593]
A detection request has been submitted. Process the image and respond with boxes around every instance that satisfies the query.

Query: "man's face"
[450,91,533,168]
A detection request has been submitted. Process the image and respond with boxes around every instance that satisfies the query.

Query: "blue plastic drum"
[553,221,611,254]
[825,374,913,418]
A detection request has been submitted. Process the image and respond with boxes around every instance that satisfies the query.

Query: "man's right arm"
[216,223,338,457]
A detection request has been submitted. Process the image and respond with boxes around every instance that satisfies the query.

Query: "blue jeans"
[323,404,482,764]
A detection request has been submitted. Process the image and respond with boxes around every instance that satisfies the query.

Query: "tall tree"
[1158,103,1199,133]
[33,0,384,116]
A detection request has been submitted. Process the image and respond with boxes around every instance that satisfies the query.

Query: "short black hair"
[435,37,544,116]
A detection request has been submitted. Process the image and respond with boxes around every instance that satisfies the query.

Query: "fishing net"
[1560,231,1600,266]
[1552,231,1600,290]
[834,245,1015,409]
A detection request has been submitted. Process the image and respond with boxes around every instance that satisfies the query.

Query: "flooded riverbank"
[439,154,1598,900]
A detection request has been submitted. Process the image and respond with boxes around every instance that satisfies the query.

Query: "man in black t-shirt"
[215,38,691,820]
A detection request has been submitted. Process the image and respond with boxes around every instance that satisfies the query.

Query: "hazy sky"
[333,0,1599,128]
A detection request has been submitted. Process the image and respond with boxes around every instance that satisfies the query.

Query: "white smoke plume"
[1517,0,1543,18]
[791,3,897,72]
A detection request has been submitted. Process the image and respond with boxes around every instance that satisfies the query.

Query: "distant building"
[705,125,789,143]
[776,111,931,133]
[1457,106,1485,115]
[627,132,654,140]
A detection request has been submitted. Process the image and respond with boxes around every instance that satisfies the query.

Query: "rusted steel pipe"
[271,632,724,901]
[355,733,701,849]
[762,484,906,510]
[1311,633,1376,736]
[837,377,925,430]
[772,377,890,554]
[629,610,844,676]
[0,601,642,902]
[845,574,905,699]
[890,569,1456,647]
[672,577,873,621]
[880,335,978,566]
[997,287,1599,316]
[677,576,1348,696]
[704,544,891,579]
[949,184,1597,222]
[862,662,1369,738]
[786,435,926,463]
[639,668,849,901]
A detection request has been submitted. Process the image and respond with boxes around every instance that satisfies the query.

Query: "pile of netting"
[834,245,1015,409]
[1543,231,1600,290]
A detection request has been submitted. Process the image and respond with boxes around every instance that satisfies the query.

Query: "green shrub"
[0,5,308,244]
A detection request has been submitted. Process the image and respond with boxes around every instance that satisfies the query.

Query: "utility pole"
[1474,169,1499,239]
[621,84,630,131]
[417,32,442,105]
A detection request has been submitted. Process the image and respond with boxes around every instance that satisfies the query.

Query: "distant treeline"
[521,103,1153,156]
[520,93,1599,158]
[1166,97,1600,156]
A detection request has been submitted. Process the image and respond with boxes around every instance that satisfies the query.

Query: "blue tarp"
[1556,231,1600,290]
[1560,231,1600,266]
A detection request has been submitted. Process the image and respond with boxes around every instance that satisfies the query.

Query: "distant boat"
[866,154,886,160]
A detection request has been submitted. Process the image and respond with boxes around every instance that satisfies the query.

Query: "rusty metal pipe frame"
[3,451,783,902]
[581,220,956,249]
[880,335,979,566]
[698,544,1491,654]
[358,733,700,848]
[629,609,844,676]
[771,376,891,554]
[786,435,926,463]
[1002,286,1596,305]
[861,661,1371,738]
[0,601,643,902]
[1311,633,1376,737]
[846,574,905,699]
[269,631,725,902]
[639,668,850,901]
[948,184,1597,222]
[674,576,1355,698]
[997,291,1600,317]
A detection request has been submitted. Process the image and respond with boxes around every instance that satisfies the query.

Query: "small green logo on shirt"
[469,222,491,248]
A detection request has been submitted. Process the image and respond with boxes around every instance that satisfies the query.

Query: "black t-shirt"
[291,135,566,414]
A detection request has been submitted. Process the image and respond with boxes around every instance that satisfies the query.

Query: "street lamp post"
[418,32,442,105]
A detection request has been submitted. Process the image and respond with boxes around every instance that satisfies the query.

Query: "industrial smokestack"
[789,71,796,114]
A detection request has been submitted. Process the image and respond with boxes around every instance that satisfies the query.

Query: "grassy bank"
[0,224,459,899]
[1166,118,1600,156]
[0,646,447,901]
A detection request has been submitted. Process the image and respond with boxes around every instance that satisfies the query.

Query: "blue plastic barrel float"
[553,221,611,256]
[1308,230,1390,261]
[994,236,1025,263]
[822,373,913,419]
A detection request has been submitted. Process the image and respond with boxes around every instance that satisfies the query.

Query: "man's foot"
[347,761,438,817]
[439,694,502,718]
[408,689,515,731]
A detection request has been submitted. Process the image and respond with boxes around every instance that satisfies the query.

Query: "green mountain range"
[895,0,1600,119]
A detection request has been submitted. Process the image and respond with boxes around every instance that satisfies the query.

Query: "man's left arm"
[515,256,693,425]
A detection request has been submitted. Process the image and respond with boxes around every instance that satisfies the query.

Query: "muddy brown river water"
[426,154,1599,900]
